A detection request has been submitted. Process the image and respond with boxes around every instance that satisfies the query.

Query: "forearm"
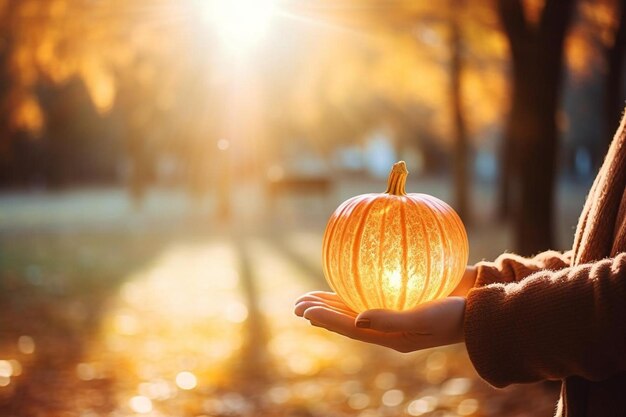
[464,253,626,388]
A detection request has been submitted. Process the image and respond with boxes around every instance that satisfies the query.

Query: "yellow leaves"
[81,57,117,114]
[13,94,44,134]
[565,33,600,80]
[580,1,616,46]
[49,0,68,19]
[17,0,40,19]
[462,64,507,138]
[565,0,619,81]
[35,39,55,67]
[11,45,37,86]
[521,0,545,27]
[1,0,612,146]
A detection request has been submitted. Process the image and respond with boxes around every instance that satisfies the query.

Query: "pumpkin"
[322,161,468,312]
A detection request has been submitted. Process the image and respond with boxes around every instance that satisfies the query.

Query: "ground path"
[0,179,588,416]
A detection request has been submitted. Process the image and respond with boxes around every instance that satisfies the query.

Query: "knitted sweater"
[464,113,626,417]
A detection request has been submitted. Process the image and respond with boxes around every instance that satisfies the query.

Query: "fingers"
[302,306,398,347]
[296,292,432,333]
[303,306,356,333]
[303,306,363,342]
[294,292,355,317]
[299,304,435,353]
[294,291,343,305]
[294,291,354,317]
[355,297,465,337]
[294,300,357,318]
[355,308,431,333]
[355,298,457,333]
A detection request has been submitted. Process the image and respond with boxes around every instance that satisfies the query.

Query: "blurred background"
[0,0,624,416]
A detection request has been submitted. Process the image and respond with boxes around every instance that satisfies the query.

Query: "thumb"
[356,309,429,333]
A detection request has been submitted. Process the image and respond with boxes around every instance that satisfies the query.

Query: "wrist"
[450,265,477,297]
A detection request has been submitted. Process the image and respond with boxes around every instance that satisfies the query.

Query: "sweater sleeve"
[464,253,626,388]
[474,250,573,287]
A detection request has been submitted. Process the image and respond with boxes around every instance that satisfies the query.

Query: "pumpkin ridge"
[446,198,468,256]
[323,197,358,294]
[424,198,450,300]
[350,196,379,312]
[331,198,364,309]
[338,197,374,312]
[397,200,409,310]
[376,197,392,310]
[406,197,431,305]
[442,197,469,285]
[432,198,468,293]
[429,198,458,297]
[322,209,341,286]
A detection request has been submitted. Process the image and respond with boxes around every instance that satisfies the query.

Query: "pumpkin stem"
[385,161,408,196]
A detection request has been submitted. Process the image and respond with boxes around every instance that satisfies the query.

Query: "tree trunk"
[450,0,470,224]
[0,2,18,181]
[510,57,560,254]
[497,0,576,255]
[605,0,626,152]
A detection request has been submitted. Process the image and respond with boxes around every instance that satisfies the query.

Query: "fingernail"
[356,319,370,328]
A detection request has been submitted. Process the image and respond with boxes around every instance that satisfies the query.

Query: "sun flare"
[202,0,276,54]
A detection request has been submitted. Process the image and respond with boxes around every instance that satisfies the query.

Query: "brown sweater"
[464,113,626,417]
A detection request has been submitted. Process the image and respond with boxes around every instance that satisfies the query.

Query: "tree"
[283,1,496,224]
[605,0,626,150]
[0,1,21,184]
[497,0,577,255]
[449,0,470,223]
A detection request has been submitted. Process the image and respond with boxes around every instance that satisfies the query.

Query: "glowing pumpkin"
[322,161,468,312]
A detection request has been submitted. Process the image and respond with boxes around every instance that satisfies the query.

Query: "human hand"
[294,291,466,353]
[449,265,477,297]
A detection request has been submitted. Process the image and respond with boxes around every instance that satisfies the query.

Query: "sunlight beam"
[201,0,276,55]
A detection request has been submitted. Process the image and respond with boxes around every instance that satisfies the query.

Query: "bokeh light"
[382,389,405,407]
[407,396,438,416]
[175,371,198,390]
[129,395,153,414]
[17,336,35,354]
[0,361,13,378]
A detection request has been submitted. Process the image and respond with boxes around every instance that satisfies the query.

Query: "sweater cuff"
[464,284,525,388]
[473,263,504,287]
